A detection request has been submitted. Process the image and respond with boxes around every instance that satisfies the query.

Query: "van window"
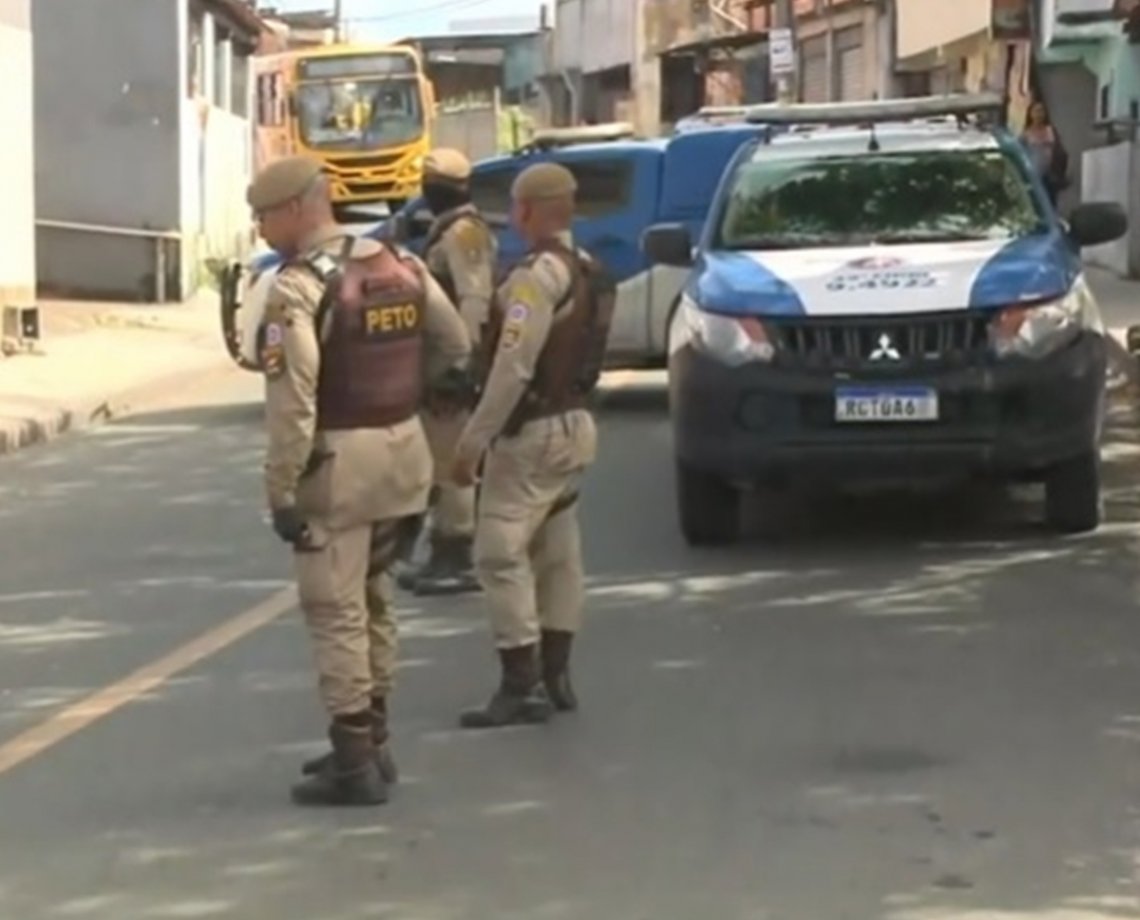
[469,157,635,219]
[469,167,518,217]
[570,159,634,217]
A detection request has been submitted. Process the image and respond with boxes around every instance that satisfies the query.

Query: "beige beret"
[247,155,324,210]
[511,162,577,202]
[423,148,472,183]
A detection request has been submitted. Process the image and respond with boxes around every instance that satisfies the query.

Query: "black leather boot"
[291,711,389,807]
[300,697,397,783]
[540,628,578,712]
[414,534,481,596]
[459,645,553,729]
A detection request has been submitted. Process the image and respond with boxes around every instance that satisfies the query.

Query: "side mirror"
[1067,201,1128,248]
[642,223,693,267]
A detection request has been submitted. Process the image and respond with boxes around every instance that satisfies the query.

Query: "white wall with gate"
[1082,140,1135,276]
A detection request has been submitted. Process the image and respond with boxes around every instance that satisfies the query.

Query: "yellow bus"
[252,43,435,213]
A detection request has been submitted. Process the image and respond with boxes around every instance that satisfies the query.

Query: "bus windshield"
[296,77,424,152]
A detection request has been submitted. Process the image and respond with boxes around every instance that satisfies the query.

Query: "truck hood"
[688,234,1081,317]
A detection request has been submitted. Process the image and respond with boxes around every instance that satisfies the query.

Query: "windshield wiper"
[871,231,999,243]
[722,236,833,251]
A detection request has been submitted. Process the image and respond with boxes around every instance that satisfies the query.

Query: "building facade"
[894,0,1033,126]
[0,0,35,313]
[544,0,892,136]
[32,0,263,302]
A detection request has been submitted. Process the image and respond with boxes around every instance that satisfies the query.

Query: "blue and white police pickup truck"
[221,120,775,372]
[643,94,1128,546]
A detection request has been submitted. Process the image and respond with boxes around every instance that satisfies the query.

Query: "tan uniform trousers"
[294,518,402,716]
[473,410,598,649]
[421,408,476,539]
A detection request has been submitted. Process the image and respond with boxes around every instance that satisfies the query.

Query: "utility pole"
[333,0,344,41]
[772,0,796,103]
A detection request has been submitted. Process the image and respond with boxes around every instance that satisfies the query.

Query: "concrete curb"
[0,356,236,457]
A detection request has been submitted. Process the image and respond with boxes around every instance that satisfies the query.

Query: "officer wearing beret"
[249,155,472,805]
[452,162,602,730]
[395,147,497,597]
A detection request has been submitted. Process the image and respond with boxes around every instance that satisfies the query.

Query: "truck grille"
[770,312,992,368]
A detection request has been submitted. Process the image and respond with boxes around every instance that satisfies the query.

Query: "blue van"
[224,122,773,371]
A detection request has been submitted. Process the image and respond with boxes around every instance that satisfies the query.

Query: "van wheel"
[1044,450,1102,534]
[676,459,741,546]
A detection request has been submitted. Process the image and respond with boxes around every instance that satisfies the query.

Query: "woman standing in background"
[1020,100,1070,208]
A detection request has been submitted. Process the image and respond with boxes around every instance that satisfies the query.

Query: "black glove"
[271,505,310,546]
[424,366,476,415]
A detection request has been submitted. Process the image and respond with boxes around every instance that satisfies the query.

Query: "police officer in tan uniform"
[396,148,497,597]
[451,162,613,730]
[249,155,471,804]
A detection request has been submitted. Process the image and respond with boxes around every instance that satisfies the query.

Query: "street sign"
[769,27,795,77]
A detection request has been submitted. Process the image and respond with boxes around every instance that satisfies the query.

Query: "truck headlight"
[669,294,774,366]
[989,278,1103,359]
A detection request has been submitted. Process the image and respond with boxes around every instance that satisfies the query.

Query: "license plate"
[834,386,939,423]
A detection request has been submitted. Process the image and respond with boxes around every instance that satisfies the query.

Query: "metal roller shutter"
[836,26,865,101]
[801,35,828,103]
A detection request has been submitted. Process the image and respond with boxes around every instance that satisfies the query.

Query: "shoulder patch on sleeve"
[498,301,531,352]
[259,320,287,378]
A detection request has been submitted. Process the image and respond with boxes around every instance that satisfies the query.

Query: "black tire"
[676,459,741,546]
[1044,450,1101,534]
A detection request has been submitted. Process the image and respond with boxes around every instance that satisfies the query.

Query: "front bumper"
[670,332,1108,487]
[322,152,422,204]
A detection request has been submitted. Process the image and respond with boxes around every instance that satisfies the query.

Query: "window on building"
[257,72,285,126]
[187,18,205,98]
[214,30,231,109]
[231,47,251,118]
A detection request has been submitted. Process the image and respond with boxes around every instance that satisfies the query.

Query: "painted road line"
[0,586,297,778]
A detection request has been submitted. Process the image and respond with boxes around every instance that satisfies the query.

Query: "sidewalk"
[1086,264,1140,339]
[0,292,237,455]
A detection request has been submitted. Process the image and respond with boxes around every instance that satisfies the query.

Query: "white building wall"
[0,0,35,306]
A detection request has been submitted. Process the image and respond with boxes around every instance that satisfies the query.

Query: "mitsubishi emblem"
[869,332,901,361]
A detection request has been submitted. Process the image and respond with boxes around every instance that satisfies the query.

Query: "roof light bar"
[527,122,637,148]
[743,93,1005,126]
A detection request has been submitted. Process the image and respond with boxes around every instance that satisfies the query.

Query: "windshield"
[296,78,424,152]
[717,149,1045,250]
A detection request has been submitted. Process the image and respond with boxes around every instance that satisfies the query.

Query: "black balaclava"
[422,179,471,217]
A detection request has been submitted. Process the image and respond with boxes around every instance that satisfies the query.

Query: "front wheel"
[1044,450,1102,534]
[676,459,741,546]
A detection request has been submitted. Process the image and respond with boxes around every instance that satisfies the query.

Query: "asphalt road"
[3,365,1140,920]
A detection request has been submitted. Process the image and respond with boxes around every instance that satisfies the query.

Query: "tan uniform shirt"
[455,230,576,460]
[424,206,498,341]
[261,228,471,528]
